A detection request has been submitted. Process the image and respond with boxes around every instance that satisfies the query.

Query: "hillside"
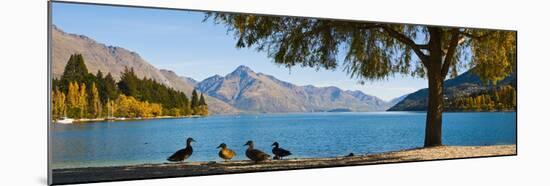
[388,69,516,111]
[52,26,239,114]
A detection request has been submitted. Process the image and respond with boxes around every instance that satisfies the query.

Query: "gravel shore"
[51,145,516,185]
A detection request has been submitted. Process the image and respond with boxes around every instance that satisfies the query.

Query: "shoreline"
[53,111,517,124]
[52,115,205,124]
[52,145,516,185]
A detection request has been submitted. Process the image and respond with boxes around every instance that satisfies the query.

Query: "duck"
[217,143,236,161]
[167,137,195,162]
[244,140,270,163]
[271,142,292,160]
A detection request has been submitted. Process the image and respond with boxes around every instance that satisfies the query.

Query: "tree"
[52,89,66,119]
[61,54,89,91]
[199,93,207,106]
[191,89,199,110]
[78,83,88,118]
[118,67,140,98]
[206,13,516,147]
[103,73,118,101]
[66,81,80,118]
[91,83,102,118]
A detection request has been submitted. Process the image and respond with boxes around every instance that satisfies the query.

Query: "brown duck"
[167,137,195,162]
[271,142,292,160]
[244,140,270,163]
[217,143,236,161]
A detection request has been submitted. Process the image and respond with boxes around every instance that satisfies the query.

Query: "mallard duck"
[217,143,236,161]
[167,137,195,162]
[271,142,292,160]
[244,140,270,163]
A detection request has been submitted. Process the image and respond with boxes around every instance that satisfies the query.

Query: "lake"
[50,112,516,169]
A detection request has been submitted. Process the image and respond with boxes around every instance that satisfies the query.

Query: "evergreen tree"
[60,54,88,91]
[199,93,207,106]
[103,73,118,101]
[191,89,199,109]
[118,67,140,98]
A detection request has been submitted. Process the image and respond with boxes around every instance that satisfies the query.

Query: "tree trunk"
[424,27,444,147]
[424,70,444,147]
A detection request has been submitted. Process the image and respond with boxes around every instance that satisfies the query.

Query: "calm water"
[51,112,516,169]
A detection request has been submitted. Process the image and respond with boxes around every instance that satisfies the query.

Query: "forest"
[446,85,517,111]
[51,54,208,120]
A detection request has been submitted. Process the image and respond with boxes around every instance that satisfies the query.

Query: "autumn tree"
[66,81,80,118]
[78,83,88,118]
[91,83,102,118]
[206,13,516,147]
[52,89,66,119]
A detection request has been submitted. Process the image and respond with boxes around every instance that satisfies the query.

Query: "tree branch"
[459,30,490,40]
[379,25,430,66]
[441,28,460,78]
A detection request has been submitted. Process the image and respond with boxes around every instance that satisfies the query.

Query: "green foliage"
[199,93,207,106]
[61,54,88,85]
[103,73,119,101]
[191,89,199,108]
[205,13,516,83]
[52,53,208,120]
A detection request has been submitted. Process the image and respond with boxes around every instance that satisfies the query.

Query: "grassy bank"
[52,145,516,184]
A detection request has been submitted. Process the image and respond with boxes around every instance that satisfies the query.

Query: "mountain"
[52,25,170,84]
[388,94,408,107]
[52,26,240,114]
[53,26,390,114]
[388,69,516,111]
[197,65,391,113]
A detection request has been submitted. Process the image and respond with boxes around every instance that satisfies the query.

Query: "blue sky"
[52,2,430,101]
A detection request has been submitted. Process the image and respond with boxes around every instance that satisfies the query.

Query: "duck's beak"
[192,139,196,142]
[216,144,222,148]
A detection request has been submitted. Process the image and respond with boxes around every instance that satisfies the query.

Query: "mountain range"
[52,26,395,114]
[196,65,391,113]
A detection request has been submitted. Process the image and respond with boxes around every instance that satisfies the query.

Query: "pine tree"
[191,89,199,109]
[61,54,89,91]
[199,93,207,106]
[104,73,118,101]
[118,67,140,98]
[78,83,88,118]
